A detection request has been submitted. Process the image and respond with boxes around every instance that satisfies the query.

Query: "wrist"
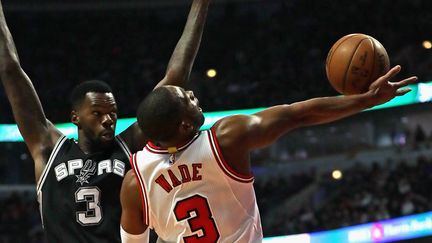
[356,90,378,109]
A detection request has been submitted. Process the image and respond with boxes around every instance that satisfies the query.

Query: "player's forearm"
[0,2,20,72]
[0,2,49,142]
[249,94,373,149]
[158,0,210,87]
[289,93,374,126]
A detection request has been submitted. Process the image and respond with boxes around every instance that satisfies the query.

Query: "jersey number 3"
[75,187,103,226]
[174,194,220,243]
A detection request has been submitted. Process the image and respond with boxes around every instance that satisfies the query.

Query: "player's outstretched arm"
[0,1,61,180]
[121,0,210,153]
[120,171,150,243]
[214,65,416,172]
[155,0,210,88]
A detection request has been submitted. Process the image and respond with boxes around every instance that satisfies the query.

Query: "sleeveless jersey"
[131,129,263,243]
[36,135,132,243]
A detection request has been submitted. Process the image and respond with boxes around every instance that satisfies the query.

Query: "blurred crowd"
[264,155,432,236]
[255,172,315,217]
[0,143,34,184]
[0,192,44,243]
[0,0,431,124]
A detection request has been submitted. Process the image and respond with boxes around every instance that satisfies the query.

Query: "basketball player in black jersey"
[0,0,210,242]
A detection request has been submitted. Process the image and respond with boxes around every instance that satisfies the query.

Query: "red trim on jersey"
[147,142,165,150]
[145,146,168,154]
[129,154,134,167]
[144,146,151,153]
[145,132,201,154]
[130,153,150,226]
[208,129,254,183]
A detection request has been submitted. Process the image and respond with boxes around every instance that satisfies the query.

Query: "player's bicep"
[215,115,264,151]
[120,171,148,235]
[27,120,62,155]
[119,122,147,154]
[31,121,63,181]
[22,119,59,149]
[215,110,301,166]
[249,105,304,148]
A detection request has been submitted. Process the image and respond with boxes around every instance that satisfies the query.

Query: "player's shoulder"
[212,114,257,141]
[217,114,258,128]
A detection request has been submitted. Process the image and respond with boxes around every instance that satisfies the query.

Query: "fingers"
[373,65,402,87]
[393,76,418,89]
[396,88,412,96]
[386,65,402,79]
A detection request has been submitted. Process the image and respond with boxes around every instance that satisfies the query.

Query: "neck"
[77,132,110,154]
[155,132,198,150]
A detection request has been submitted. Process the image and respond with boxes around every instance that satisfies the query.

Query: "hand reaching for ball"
[365,65,417,106]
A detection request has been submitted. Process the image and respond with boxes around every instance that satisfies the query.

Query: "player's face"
[74,92,118,146]
[175,87,205,130]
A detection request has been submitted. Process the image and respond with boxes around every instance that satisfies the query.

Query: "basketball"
[325,33,390,95]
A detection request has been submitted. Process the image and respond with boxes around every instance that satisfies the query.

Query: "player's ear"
[71,110,80,128]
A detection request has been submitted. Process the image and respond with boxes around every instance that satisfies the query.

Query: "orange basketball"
[325,33,390,95]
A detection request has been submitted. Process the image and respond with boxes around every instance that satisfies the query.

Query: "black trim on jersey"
[36,135,67,192]
[36,135,67,229]
[38,191,44,228]
[115,136,131,157]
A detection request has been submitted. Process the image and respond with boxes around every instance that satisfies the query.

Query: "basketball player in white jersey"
[120,65,416,243]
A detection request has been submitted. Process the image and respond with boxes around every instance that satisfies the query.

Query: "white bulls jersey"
[131,129,263,243]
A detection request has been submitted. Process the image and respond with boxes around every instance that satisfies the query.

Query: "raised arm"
[0,1,61,180]
[121,0,210,152]
[155,0,210,88]
[214,66,417,174]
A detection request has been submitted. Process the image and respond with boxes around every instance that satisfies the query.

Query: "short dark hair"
[137,87,183,142]
[70,80,113,109]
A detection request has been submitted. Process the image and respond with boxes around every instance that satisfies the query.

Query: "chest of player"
[49,141,130,184]
[54,158,126,184]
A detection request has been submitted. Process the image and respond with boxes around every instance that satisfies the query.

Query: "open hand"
[367,65,417,106]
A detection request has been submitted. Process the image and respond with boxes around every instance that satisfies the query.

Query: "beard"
[93,136,116,151]
[83,129,115,151]
[194,112,205,129]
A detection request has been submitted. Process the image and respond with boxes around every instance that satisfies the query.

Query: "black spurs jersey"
[36,135,132,243]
